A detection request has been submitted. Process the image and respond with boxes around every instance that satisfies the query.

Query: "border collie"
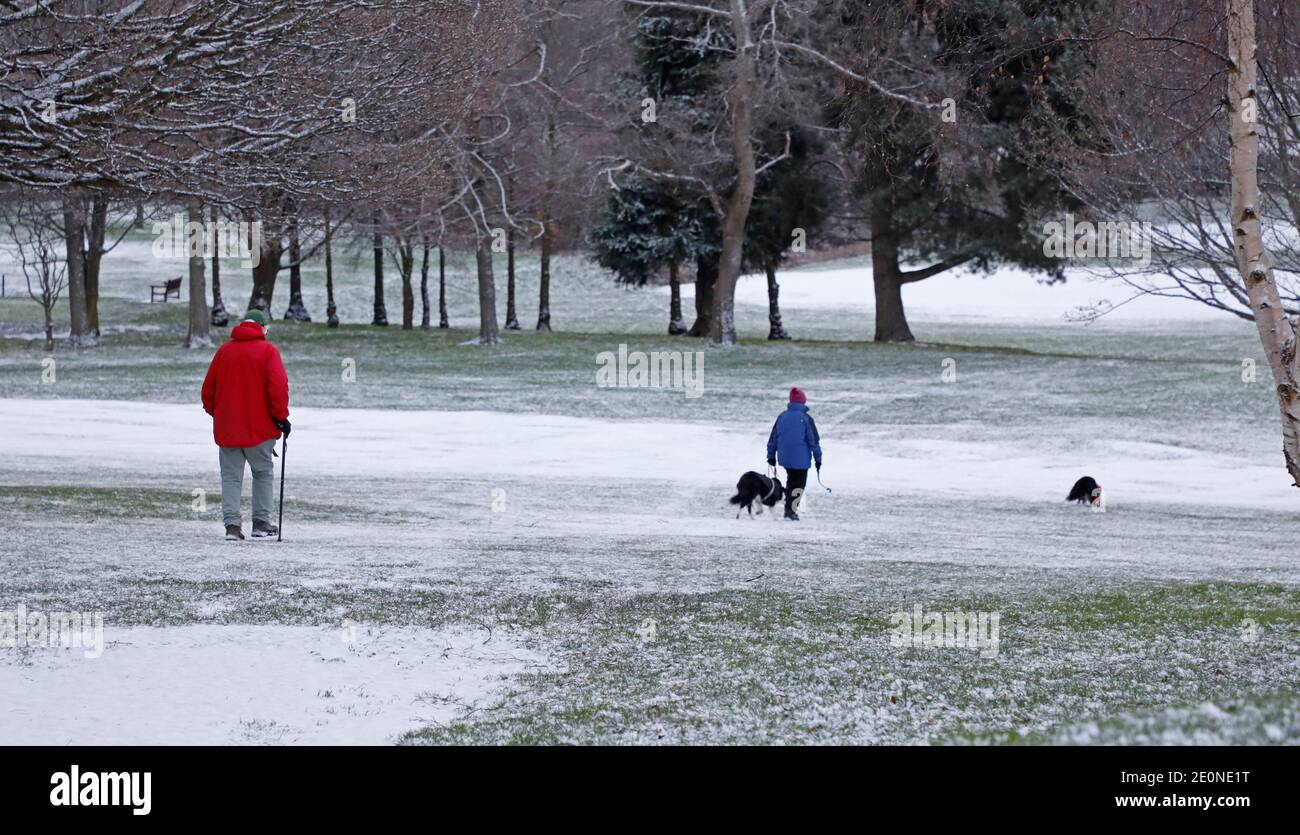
[730,471,785,518]
[1067,476,1103,506]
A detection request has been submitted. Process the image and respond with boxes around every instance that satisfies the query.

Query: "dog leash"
[759,463,777,502]
[770,463,831,494]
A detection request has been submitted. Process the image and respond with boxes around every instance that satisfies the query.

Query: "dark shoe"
[251,520,279,538]
[225,525,245,541]
[784,509,800,521]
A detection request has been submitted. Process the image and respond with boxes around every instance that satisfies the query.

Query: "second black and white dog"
[1067,476,1103,506]
[729,471,785,518]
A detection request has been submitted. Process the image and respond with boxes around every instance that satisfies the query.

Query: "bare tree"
[709,0,759,345]
[390,227,417,331]
[612,0,766,344]
[1055,0,1300,486]
[3,2,376,340]
[612,0,879,343]
[1,194,67,351]
[1228,0,1300,485]
[505,0,623,332]
[1058,1,1300,321]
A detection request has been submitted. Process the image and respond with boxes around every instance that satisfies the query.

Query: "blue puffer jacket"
[766,403,823,470]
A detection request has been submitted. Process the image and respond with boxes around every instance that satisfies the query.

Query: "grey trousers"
[219,440,276,528]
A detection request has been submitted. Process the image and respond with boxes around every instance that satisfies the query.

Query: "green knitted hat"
[242,309,268,326]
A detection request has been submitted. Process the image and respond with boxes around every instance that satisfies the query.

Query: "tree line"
[2,1,1299,479]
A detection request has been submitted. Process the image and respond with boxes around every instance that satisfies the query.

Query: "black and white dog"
[1067,476,1103,507]
[730,471,785,518]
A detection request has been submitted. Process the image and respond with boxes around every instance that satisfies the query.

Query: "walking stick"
[277,435,287,542]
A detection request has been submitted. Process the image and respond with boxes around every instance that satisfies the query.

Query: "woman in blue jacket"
[766,387,823,521]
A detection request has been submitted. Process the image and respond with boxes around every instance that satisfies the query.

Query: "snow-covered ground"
[2,397,1295,516]
[711,263,1227,323]
[1,252,1297,744]
[1,625,540,745]
[2,389,1297,743]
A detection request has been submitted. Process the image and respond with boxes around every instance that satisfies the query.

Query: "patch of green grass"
[1041,582,1300,635]
[0,483,406,524]
[402,579,1300,745]
[0,312,1274,452]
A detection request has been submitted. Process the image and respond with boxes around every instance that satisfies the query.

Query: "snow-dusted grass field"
[1,236,1298,744]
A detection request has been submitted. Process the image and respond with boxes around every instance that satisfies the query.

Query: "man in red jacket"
[201,309,291,540]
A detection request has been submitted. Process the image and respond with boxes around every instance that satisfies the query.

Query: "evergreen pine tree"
[839,0,1097,341]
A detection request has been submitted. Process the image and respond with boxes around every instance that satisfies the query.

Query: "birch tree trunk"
[1228,0,1300,487]
[184,199,212,348]
[709,0,758,346]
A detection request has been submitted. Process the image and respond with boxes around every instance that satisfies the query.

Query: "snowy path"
[3,396,1296,592]
[2,398,1294,513]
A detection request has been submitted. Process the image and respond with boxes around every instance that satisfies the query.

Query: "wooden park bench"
[151,276,182,303]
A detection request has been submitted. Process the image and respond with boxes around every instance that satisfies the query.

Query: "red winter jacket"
[201,321,290,448]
